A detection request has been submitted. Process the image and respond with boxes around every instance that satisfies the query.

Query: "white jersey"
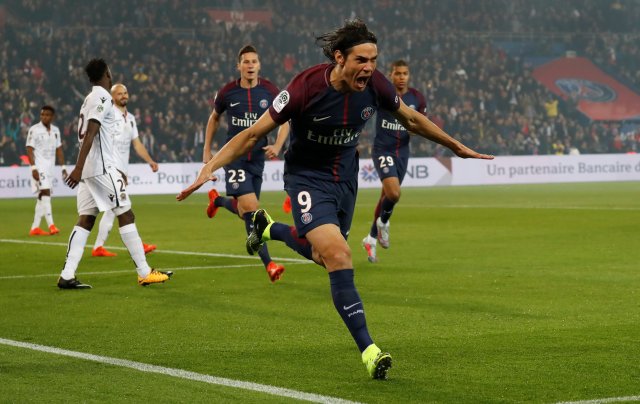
[113,109,139,174]
[77,86,119,179]
[26,122,61,172]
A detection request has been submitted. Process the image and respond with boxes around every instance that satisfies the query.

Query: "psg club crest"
[555,78,617,102]
[361,106,374,120]
[360,164,379,182]
[259,99,268,109]
[301,212,313,224]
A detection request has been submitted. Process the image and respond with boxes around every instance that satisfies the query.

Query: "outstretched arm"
[177,111,278,201]
[263,121,290,159]
[391,100,494,160]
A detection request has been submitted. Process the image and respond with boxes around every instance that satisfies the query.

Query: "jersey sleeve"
[131,115,139,140]
[373,70,401,112]
[54,126,62,148]
[26,127,35,148]
[268,73,305,125]
[415,89,428,116]
[213,89,226,114]
[86,93,110,125]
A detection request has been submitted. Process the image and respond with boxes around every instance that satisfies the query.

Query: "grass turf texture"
[0,182,638,403]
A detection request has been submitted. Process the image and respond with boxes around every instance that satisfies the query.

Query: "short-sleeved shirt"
[112,109,139,174]
[373,88,427,157]
[26,122,61,172]
[269,63,400,182]
[77,86,119,179]
[214,78,280,165]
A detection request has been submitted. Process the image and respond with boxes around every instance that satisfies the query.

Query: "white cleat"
[362,235,378,263]
[376,217,390,249]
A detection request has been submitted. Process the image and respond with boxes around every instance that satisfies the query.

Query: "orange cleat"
[29,227,50,236]
[49,224,60,235]
[92,246,117,257]
[266,261,285,283]
[143,243,157,254]
[206,189,220,218]
[282,195,292,214]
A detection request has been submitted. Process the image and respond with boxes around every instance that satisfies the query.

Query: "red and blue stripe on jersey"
[373,88,427,158]
[214,78,279,162]
[269,64,400,182]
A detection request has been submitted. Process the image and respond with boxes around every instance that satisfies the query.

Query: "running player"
[26,105,67,236]
[91,83,158,257]
[202,45,289,283]
[362,60,426,262]
[178,20,493,378]
[57,58,171,289]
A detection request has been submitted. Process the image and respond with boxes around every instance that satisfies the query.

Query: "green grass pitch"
[0,182,638,403]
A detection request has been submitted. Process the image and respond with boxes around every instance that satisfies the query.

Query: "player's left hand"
[454,145,495,160]
[263,145,281,160]
[149,161,159,172]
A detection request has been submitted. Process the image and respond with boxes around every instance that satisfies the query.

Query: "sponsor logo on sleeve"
[273,90,290,113]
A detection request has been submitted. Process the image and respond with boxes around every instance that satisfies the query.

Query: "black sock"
[216,196,239,215]
[329,269,373,352]
[369,220,378,238]
[269,222,313,260]
[243,212,271,267]
[379,198,396,223]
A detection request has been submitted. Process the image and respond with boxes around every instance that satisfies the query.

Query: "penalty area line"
[555,396,640,404]
[0,337,360,404]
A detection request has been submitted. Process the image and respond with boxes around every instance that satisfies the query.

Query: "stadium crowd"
[1,0,639,166]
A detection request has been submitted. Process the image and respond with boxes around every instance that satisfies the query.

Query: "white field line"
[0,239,308,263]
[555,396,640,404]
[0,262,309,280]
[0,338,360,404]
[396,204,640,211]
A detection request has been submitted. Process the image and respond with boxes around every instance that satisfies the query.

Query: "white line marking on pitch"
[0,239,308,263]
[0,262,310,280]
[555,396,640,404]
[0,338,360,404]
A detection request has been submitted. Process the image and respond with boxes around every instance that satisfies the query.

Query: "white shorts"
[31,167,54,193]
[77,169,132,216]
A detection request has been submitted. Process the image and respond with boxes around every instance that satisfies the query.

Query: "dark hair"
[41,105,55,114]
[237,45,258,63]
[315,19,377,63]
[84,58,109,83]
[390,60,409,70]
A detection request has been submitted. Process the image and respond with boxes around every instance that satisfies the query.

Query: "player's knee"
[77,214,96,231]
[386,188,401,203]
[321,245,352,269]
[116,209,135,226]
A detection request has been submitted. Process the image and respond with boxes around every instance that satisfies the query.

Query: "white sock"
[94,210,116,249]
[119,223,151,277]
[41,195,54,227]
[60,226,91,280]
[31,199,43,229]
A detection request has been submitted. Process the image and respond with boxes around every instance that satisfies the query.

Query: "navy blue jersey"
[269,64,400,182]
[214,78,280,162]
[373,88,427,157]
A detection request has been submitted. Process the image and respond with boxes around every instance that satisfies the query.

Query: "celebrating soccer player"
[202,45,289,283]
[362,60,426,263]
[178,20,493,379]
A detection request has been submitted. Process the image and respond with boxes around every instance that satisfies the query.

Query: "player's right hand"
[65,168,82,189]
[32,170,40,181]
[177,167,217,201]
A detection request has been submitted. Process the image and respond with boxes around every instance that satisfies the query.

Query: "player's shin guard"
[41,195,54,227]
[60,226,91,280]
[329,269,373,352]
[94,209,116,249]
[119,223,151,278]
[269,223,313,260]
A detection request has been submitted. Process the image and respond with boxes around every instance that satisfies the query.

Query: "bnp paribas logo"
[360,164,379,182]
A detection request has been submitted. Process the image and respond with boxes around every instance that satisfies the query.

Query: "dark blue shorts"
[284,173,357,239]
[224,160,264,198]
[372,151,409,184]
